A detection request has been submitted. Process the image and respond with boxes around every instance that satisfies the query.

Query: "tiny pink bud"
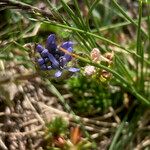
[54,136,65,147]
[104,52,114,64]
[101,70,111,79]
[90,48,101,62]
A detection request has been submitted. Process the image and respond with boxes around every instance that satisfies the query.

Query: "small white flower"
[84,65,96,76]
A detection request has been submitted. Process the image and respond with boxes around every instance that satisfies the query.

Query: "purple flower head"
[36,34,79,78]
[46,34,57,52]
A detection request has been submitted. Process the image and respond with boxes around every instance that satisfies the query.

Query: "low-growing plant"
[45,117,92,150]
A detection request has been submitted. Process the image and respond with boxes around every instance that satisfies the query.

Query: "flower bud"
[84,65,96,76]
[54,136,65,148]
[90,48,101,62]
[101,70,111,79]
[104,52,114,64]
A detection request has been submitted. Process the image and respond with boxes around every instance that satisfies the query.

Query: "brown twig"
[36,100,118,128]
[0,72,39,85]
[0,0,58,21]
[19,85,45,125]
[59,47,79,58]
[0,112,24,118]
[0,137,7,150]
[0,125,43,137]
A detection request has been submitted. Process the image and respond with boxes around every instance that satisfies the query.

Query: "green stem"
[92,17,148,33]
[36,19,150,65]
[60,0,95,48]
[112,0,148,39]
[109,114,127,150]
[109,104,135,150]
[76,55,150,105]
[137,0,144,92]
[86,0,102,31]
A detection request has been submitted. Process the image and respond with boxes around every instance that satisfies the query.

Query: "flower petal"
[63,47,72,62]
[47,53,59,68]
[40,64,47,70]
[47,66,52,70]
[41,49,49,57]
[61,41,73,51]
[90,48,101,62]
[37,58,45,65]
[44,58,49,63]
[46,34,57,52]
[84,65,96,76]
[68,67,80,72]
[36,44,44,53]
[59,57,67,67]
[55,70,62,78]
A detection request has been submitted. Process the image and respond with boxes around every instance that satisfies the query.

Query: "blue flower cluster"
[36,34,79,77]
